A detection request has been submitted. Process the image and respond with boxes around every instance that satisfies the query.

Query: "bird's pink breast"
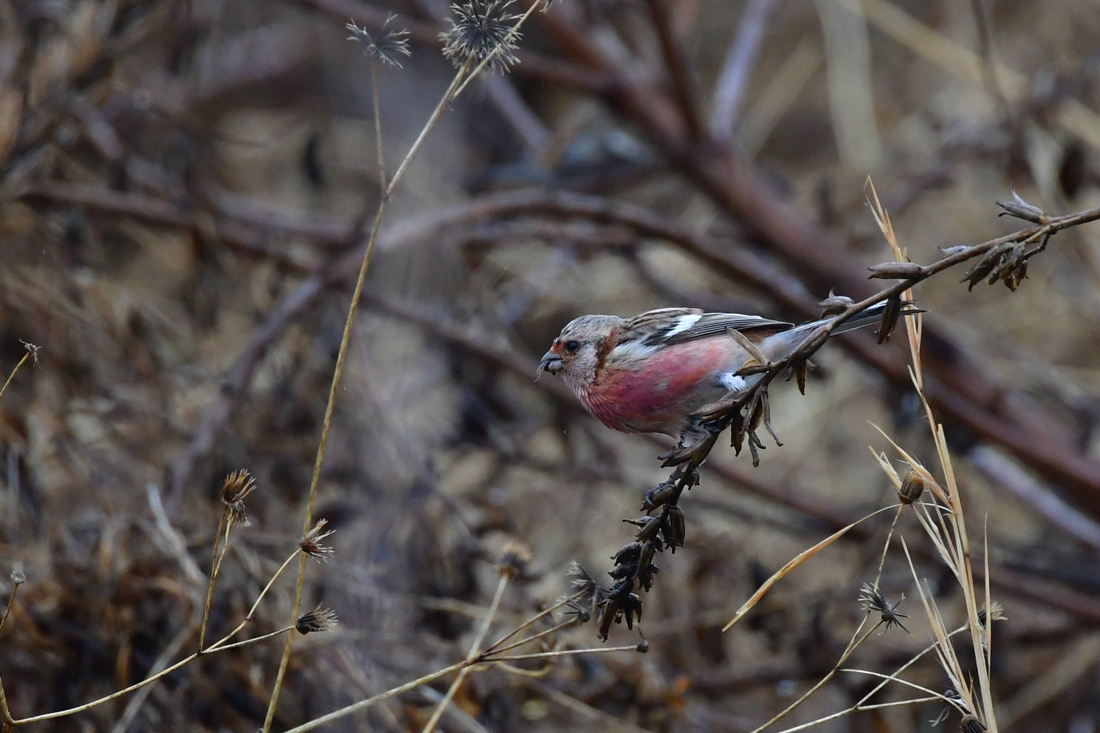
[582,338,739,435]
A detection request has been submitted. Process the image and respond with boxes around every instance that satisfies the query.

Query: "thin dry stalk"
[262,6,552,729]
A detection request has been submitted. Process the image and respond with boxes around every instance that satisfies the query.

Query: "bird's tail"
[761,300,922,361]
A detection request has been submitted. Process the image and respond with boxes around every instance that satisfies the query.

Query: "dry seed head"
[299,519,336,563]
[897,470,926,504]
[859,583,909,633]
[498,541,532,579]
[978,601,1006,625]
[346,16,411,68]
[296,605,339,634]
[10,570,25,586]
[227,500,251,530]
[221,469,257,505]
[21,340,40,366]
[441,0,521,73]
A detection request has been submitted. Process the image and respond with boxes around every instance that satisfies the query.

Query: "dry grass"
[2,0,1100,731]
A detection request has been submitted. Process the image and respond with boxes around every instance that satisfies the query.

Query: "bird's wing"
[625,309,793,347]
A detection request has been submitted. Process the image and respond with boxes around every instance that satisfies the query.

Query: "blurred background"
[2,0,1100,730]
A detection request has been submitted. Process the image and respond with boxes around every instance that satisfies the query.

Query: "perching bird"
[537,302,900,442]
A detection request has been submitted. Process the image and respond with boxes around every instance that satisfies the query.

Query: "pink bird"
[538,303,896,442]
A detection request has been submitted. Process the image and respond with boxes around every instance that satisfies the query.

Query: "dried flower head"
[498,541,532,579]
[859,583,909,633]
[21,340,40,366]
[221,469,257,505]
[897,470,926,504]
[346,15,411,68]
[440,0,521,73]
[227,500,251,530]
[296,604,339,634]
[10,570,25,586]
[299,518,336,563]
[978,601,1006,625]
[567,560,605,620]
[221,470,257,529]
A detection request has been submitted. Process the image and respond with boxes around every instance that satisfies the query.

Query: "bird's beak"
[536,351,563,381]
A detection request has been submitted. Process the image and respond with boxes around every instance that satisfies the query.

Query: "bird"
[537,301,903,443]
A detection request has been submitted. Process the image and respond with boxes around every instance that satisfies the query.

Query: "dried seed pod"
[498,541,532,579]
[817,291,854,317]
[632,514,663,542]
[612,542,641,565]
[961,243,1011,290]
[620,593,642,630]
[877,295,903,344]
[636,541,657,591]
[643,481,678,510]
[296,605,338,634]
[867,261,923,279]
[996,190,1045,223]
[597,597,619,640]
[897,470,926,504]
[662,505,686,550]
[788,360,810,395]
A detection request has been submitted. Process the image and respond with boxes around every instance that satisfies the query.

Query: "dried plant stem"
[420,574,510,733]
[483,591,586,653]
[284,659,468,733]
[748,621,883,733]
[7,627,286,726]
[370,61,386,187]
[487,645,639,663]
[872,505,905,589]
[777,625,970,733]
[262,195,389,732]
[485,617,579,657]
[198,507,231,651]
[264,8,547,715]
[386,62,470,197]
[206,548,301,651]
[0,583,18,641]
[0,577,21,724]
[0,351,30,405]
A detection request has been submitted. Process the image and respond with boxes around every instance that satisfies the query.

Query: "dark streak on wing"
[646,312,793,346]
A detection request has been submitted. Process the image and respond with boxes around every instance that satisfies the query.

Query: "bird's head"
[537,314,620,390]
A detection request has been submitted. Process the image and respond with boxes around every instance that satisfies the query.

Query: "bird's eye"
[564,340,580,353]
